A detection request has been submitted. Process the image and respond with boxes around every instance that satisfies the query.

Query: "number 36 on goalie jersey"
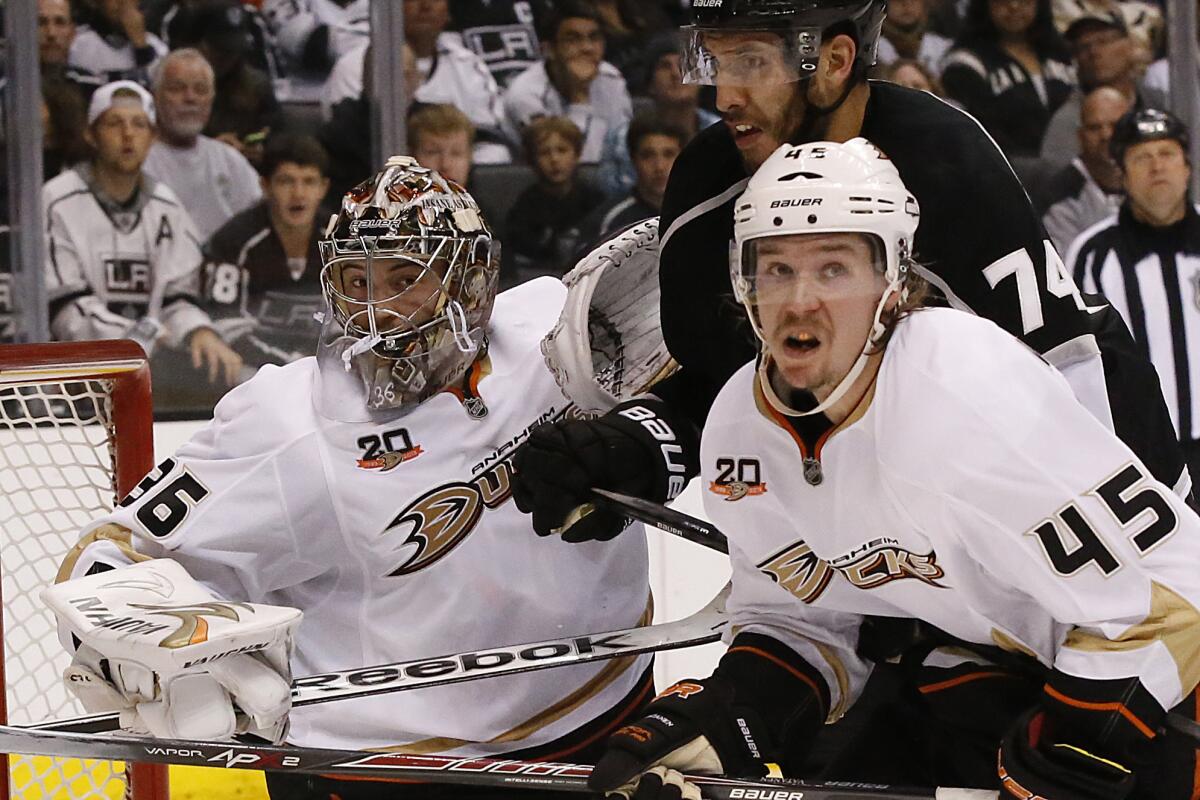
[118,458,212,540]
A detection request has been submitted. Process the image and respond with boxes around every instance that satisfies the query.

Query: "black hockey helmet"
[682,0,886,85]
[1110,107,1190,167]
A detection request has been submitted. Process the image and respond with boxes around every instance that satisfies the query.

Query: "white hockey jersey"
[43,165,211,347]
[261,0,369,68]
[501,61,632,164]
[62,278,651,754]
[321,36,510,164]
[702,308,1200,724]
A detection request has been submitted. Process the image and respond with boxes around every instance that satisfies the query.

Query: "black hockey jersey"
[657,80,1186,491]
[203,201,327,368]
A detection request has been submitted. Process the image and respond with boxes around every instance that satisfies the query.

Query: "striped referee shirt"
[1069,203,1200,442]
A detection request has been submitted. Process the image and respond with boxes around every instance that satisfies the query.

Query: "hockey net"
[0,341,167,800]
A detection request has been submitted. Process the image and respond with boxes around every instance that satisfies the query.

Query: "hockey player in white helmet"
[584,140,1200,799]
[46,157,654,800]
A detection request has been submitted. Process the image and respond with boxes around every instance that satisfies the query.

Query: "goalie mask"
[316,156,499,419]
[731,139,919,416]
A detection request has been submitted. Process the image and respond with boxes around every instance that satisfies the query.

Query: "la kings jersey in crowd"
[1069,204,1200,443]
[703,308,1200,747]
[43,164,210,348]
[657,80,1187,494]
[61,278,651,754]
[204,201,327,368]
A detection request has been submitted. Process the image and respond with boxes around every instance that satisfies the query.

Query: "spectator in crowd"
[194,1,282,169]
[941,0,1075,158]
[322,0,509,163]
[39,0,103,104]
[876,0,953,75]
[1040,86,1130,252]
[449,0,555,89]
[1067,108,1200,478]
[42,79,90,180]
[589,0,675,84]
[876,57,947,95]
[144,49,263,240]
[69,0,168,86]
[502,1,633,164]
[409,103,474,187]
[505,116,603,284]
[319,41,422,201]
[1142,21,1197,110]
[260,0,368,76]
[204,133,331,375]
[1039,1,1166,170]
[582,116,685,246]
[598,33,719,196]
[43,80,241,384]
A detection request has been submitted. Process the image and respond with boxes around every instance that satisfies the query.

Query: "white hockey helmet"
[731,138,920,415]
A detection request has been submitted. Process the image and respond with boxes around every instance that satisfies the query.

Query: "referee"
[1068,107,1200,478]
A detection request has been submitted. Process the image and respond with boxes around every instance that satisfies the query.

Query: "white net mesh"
[0,379,130,799]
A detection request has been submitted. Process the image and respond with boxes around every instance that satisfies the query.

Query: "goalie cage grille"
[0,341,167,800]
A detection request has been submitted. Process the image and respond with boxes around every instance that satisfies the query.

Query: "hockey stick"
[588,493,1200,749]
[591,487,729,554]
[28,583,731,735]
[0,723,997,799]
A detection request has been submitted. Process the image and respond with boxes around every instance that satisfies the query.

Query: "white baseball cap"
[87,80,156,127]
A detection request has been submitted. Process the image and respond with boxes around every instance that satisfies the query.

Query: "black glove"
[589,634,828,798]
[998,709,1136,800]
[510,398,698,542]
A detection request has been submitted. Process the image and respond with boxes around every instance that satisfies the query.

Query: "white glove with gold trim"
[44,559,301,743]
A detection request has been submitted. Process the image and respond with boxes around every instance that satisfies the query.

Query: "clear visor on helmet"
[680,26,821,86]
[734,232,888,342]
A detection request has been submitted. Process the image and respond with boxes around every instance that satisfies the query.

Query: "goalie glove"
[510,397,699,542]
[44,559,300,743]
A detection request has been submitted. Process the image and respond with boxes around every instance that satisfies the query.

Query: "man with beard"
[512,0,1188,545]
[143,48,263,239]
[510,0,1192,779]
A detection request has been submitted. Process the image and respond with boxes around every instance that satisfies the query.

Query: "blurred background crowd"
[0,0,1193,416]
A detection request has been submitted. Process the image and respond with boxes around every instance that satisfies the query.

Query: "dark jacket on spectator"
[941,41,1075,157]
[207,63,282,143]
[505,181,604,284]
[204,200,328,368]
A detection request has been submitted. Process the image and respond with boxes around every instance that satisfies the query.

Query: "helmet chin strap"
[758,279,897,418]
[791,72,862,143]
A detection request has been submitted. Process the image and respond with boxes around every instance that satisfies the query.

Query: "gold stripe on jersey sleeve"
[991,629,1041,663]
[55,523,152,584]
[1062,581,1200,694]
[378,599,654,754]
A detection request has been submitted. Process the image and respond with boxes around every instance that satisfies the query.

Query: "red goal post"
[0,340,168,800]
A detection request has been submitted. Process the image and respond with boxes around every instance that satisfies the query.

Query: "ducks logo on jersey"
[758,540,834,604]
[381,458,515,576]
[829,538,946,590]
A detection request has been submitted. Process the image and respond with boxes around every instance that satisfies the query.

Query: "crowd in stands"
[15,0,1197,416]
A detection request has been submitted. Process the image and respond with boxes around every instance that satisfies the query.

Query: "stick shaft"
[590,488,729,554]
[0,723,976,799]
[28,584,730,734]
